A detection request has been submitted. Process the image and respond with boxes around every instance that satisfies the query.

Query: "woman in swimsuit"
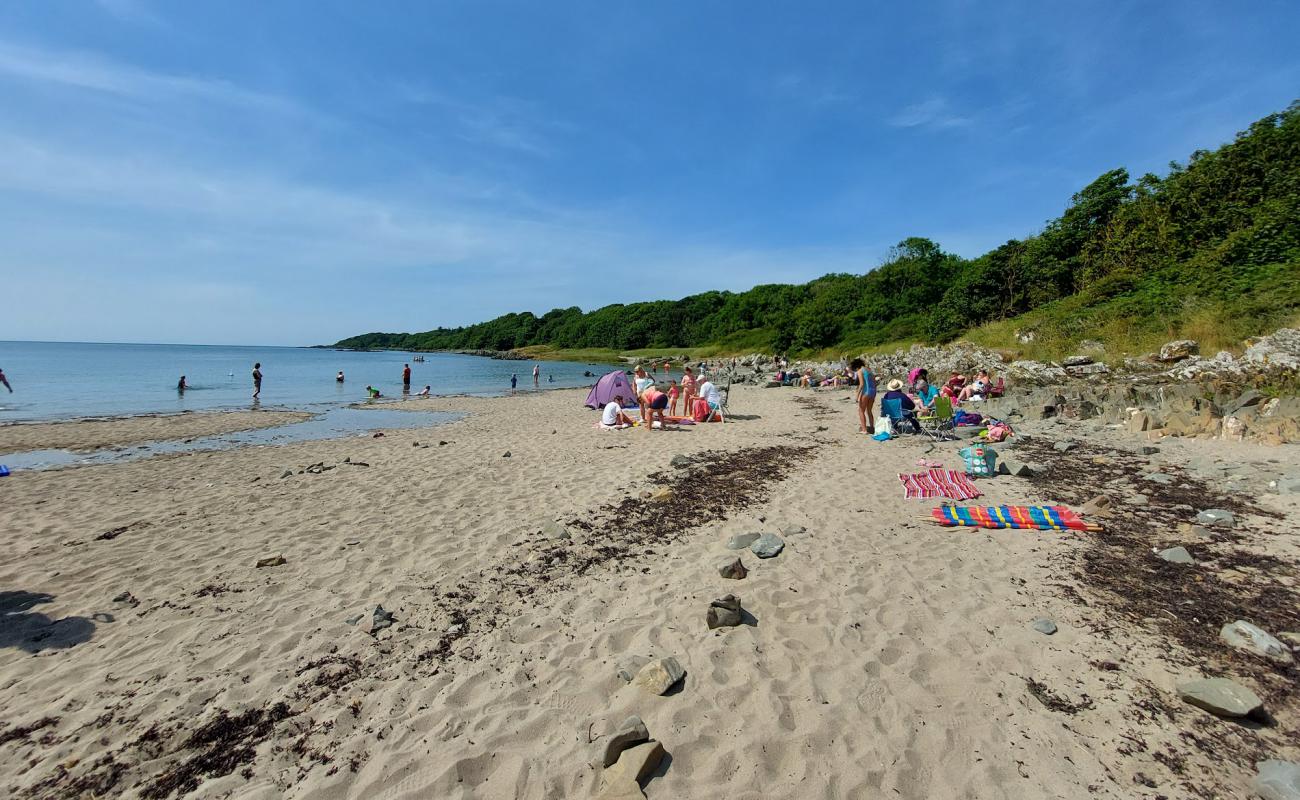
[851,358,876,433]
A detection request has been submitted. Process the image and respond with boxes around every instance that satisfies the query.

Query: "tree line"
[335,102,1300,355]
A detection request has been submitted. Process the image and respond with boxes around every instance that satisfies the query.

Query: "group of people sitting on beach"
[847,361,1000,434]
[600,364,724,430]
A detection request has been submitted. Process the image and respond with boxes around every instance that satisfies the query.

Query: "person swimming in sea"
[336,371,345,382]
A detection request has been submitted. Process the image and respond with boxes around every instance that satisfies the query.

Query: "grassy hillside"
[336,102,1300,362]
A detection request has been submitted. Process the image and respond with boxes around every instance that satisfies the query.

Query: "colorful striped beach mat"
[899,469,983,501]
[928,505,1100,531]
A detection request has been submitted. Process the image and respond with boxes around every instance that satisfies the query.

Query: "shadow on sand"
[0,590,96,653]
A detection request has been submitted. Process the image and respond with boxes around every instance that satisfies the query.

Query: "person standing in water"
[336,371,345,383]
[532,363,540,386]
[402,363,412,392]
[510,373,518,394]
[177,375,187,393]
[0,367,13,393]
[252,363,262,399]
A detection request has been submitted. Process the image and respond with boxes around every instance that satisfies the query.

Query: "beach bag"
[959,445,998,477]
[954,410,984,427]
[692,397,711,422]
[874,415,893,436]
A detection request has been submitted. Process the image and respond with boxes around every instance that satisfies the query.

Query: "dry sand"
[0,409,312,455]
[2,386,1298,799]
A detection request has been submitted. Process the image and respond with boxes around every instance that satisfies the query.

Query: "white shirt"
[700,381,721,406]
[601,402,622,426]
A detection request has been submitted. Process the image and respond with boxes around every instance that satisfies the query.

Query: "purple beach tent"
[585,370,637,409]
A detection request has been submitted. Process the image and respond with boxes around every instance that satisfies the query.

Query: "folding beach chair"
[881,397,917,434]
[918,396,956,441]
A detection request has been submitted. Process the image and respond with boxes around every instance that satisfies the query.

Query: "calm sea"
[0,341,610,422]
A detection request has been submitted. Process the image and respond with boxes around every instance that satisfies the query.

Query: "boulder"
[630,657,685,696]
[1253,761,1300,800]
[601,740,665,793]
[1176,676,1264,718]
[1159,340,1199,362]
[601,715,650,767]
[749,533,785,558]
[1157,546,1194,565]
[1220,620,1294,664]
[706,595,743,629]
[726,533,761,550]
[1196,509,1236,529]
[1245,328,1300,370]
[717,557,748,580]
[998,459,1036,478]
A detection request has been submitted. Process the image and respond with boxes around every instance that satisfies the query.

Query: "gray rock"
[1052,441,1076,452]
[630,657,685,695]
[749,533,785,559]
[1176,676,1263,718]
[1130,494,1149,506]
[1272,475,1300,495]
[998,459,1036,478]
[280,470,293,479]
[1157,546,1195,565]
[1031,617,1058,635]
[1079,495,1113,517]
[1253,760,1300,800]
[779,524,807,536]
[356,604,396,636]
[669,455,692,468]
[601,715,650,767]
[1159,339,1199,362]
[1140,446,1161,455]
[707,594,743,629]
[1196,509,1236,528]
[1220,620,1294,664]
[602,740,665,793]
[502,450,512,458]
[726,532,762,550]
[717,557,748,580]
[1062,355,1094,367]
[255,554,286,568]
[541,520,571,541]
[1144,472,1175,485]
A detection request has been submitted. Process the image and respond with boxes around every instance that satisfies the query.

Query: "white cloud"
[888,96,971,129]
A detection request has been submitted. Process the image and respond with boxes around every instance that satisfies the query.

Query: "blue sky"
[1,1,1296,346]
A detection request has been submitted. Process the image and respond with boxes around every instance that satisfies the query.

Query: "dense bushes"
[337,102,1300,356]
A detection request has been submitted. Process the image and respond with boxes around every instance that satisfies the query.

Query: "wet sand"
[0,409,313,455]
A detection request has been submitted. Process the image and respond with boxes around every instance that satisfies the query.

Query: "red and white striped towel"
[899,469,983,501]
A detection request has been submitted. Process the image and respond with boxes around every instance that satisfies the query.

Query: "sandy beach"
[2,386,1298,799]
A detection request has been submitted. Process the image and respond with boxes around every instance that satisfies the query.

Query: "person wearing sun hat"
[882,378,920,432]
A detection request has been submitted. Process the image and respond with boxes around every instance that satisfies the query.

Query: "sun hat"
[887,378,904,391]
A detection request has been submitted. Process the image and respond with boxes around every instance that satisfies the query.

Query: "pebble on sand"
[706,594,743,629]
[630,657,685,696]
[1156,546,1195,565]
[749,533,785,558]
[1220,620,1294,664]
[1176,676,1264,719]
[255,555,286,568]
[1253,760,1300,800]
[717,557,748,580]
[1031,617,1058,635]
[726,533,761,550]
[1195,508,1236,528]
